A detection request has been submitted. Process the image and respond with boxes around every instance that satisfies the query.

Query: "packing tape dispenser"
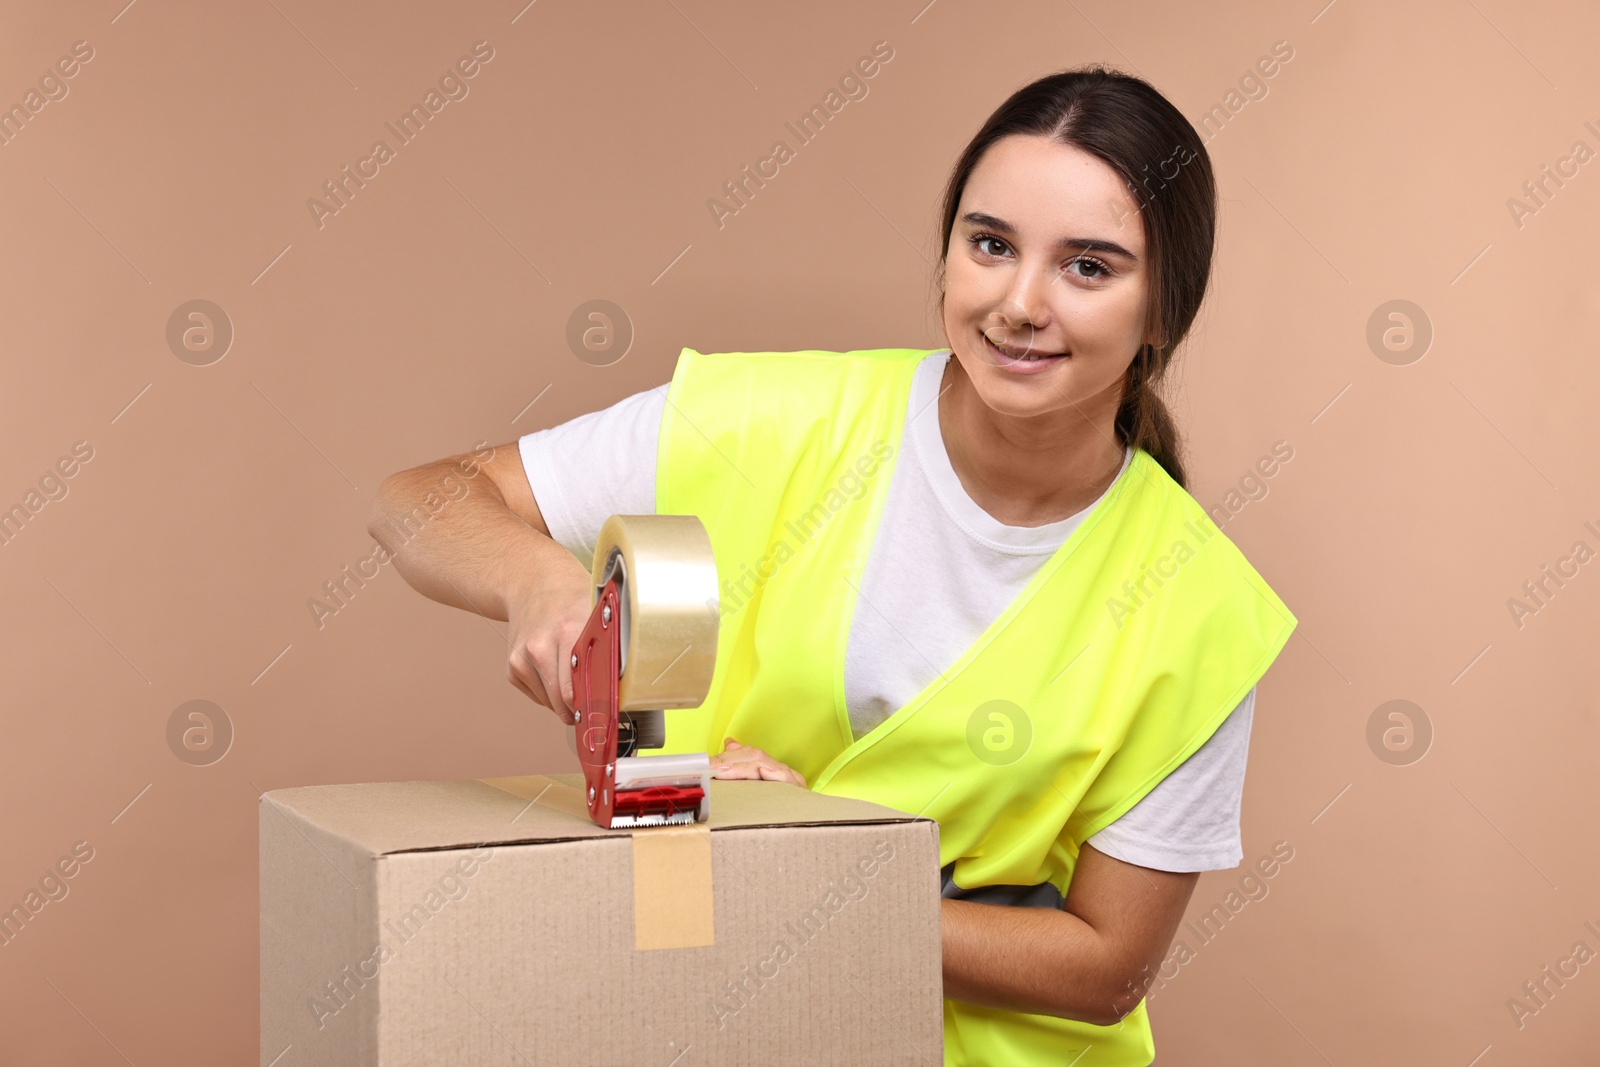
[569,514,719,830]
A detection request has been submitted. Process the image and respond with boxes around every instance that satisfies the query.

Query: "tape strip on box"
[630,822,715,950]
[480,773,592,822]
[480,775,716,951]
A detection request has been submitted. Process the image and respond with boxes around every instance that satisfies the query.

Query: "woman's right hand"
[505,554,596,724]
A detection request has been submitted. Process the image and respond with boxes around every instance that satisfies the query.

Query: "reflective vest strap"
[654,346,926,767]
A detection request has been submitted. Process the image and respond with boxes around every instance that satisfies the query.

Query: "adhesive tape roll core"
[591,514,719,712]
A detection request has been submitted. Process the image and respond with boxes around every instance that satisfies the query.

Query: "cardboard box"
[261,773,944,1066]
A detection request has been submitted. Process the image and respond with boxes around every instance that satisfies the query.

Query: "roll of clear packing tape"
[590,514,719,712]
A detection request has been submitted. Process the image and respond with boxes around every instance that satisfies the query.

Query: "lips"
[985,336,1066,362]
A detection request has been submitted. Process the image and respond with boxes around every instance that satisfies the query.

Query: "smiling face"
[940,133,1156,426]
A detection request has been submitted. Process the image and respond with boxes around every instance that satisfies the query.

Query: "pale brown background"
[2,0,1596,1063]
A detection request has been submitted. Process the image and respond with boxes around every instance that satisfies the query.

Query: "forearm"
[367,458,575,621]
[941,898,1131,1026]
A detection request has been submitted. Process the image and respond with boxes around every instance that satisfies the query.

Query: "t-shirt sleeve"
[1085,686,1257,873]
[517,383,670,571]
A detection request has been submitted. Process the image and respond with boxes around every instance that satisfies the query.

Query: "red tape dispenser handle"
[568,515,718,830]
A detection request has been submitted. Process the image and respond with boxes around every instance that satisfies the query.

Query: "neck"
[937,355,1127,528]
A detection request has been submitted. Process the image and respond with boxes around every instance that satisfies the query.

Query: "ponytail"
[1115,342,1186,490]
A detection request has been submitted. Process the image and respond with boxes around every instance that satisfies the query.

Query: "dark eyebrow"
[959,211,1139,262]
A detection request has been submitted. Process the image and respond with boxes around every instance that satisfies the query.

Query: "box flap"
[260,773,928,856]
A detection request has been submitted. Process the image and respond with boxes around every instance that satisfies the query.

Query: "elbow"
[366,471,405,545]
[1067,990,1135,1028]
[1041,992,1126,1028]
[1091,993,1138,1028]
[1089,962,1159,1028]
[1066,985,1124,1028]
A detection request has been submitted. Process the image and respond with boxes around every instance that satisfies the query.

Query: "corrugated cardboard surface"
[261,775,943,1066]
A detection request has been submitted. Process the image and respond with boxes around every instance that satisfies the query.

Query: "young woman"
[373,66,1296,1066]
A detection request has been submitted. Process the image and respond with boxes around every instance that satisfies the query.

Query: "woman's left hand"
[710,737,808,788]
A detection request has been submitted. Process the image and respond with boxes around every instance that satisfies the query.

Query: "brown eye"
[972,234,1008,257]
[1068,256,1112,279]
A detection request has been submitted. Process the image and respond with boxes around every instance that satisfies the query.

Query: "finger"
[507,650,549,706]
[759,763,804,788]
[519,675,570,723]
[559,635,576,709]
[514,674,569,723]
[513,644,576,722]
[530,638,573,718]
[508,670,539,704]
[756,764,796,785]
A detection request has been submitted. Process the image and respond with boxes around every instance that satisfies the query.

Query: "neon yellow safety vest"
[654,345,1298,1066]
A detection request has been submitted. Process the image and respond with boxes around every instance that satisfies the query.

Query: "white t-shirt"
[519,350,1255,873]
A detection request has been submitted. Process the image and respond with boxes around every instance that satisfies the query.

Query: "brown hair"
[934,65,1217,489]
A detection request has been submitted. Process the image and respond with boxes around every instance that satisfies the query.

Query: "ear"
[1139,309,1164,351]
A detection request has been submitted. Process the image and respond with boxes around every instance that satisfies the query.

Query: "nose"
[986,266,1051,349]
